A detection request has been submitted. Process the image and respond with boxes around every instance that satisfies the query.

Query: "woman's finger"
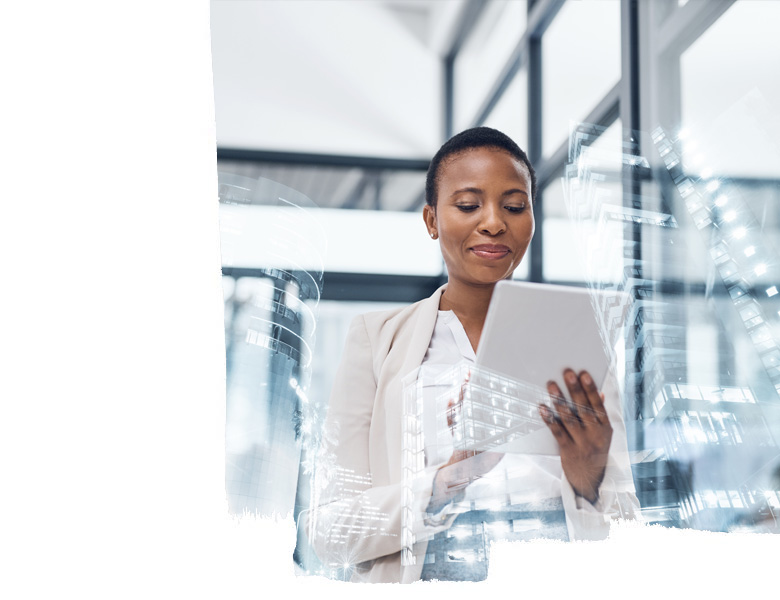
[580,371,609,425]
[563,368,594,418]
[546,381,580,437]
[576,370,606,426]
[539,404,572,445]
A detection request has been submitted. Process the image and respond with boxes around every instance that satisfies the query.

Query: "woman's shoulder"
[359,296,428,329]
[354,288,443,339]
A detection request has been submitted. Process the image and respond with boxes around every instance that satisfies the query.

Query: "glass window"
[481,68,529,152]
[454,0,527,131]
[542,0,621,156]
[680,1,780,180]
[219,204,443,276]
[549,119,624,283]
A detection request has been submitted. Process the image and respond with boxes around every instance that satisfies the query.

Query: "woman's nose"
[478,205,506,235]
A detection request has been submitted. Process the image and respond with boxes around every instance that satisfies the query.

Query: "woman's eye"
[506,205,526,213]
[456,205,479,212]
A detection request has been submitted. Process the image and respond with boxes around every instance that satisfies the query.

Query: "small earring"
[430,232,436,239]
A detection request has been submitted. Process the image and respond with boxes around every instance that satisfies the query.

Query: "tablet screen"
[476,280,627,400]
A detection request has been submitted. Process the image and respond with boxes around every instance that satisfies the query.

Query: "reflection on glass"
[563,115,780,535]
[219,174,325,519]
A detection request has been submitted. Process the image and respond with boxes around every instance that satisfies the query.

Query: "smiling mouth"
[470,246,511,260]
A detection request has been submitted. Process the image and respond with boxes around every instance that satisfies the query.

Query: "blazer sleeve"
[304,314,450,573]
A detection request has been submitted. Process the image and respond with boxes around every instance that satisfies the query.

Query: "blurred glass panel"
[542,0,621,156]
[454,0,527,131]
[481,68,529,152]
[219,174,325,517]
[219,204,443,276]
[543,174,586,282]
[548,119,625,283]
[511,247,530,281]
[680,1,780,180]
[628,124,780,533]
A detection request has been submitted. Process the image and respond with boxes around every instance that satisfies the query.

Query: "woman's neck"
[439,279,495,327]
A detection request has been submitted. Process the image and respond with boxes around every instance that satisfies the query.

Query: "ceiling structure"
[211,0,474,212]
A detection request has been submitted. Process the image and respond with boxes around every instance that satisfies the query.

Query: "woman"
[306,127,638,583]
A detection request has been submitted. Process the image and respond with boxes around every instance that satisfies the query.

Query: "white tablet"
[476,280,628,398]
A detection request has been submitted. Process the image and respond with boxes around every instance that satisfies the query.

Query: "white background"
[3,1,780,597]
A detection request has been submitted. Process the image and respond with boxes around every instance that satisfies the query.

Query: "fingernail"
[582,373,592,385]
[566,371,576,383]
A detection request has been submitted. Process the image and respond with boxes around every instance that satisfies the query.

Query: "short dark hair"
[425,126,536,207]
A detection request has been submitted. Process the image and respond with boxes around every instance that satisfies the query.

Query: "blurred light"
[745,246,756,257]
[483,499,506,512]
[733,227,747,240]
[767,286,778,297]
[700,167,713,179]
[706,180,720,192]
[755,264,767,276]
[487,521,510,535]
[289,377,298,388]
[451,527,471,539]
[678,127,690,140]
[723,210,737,223]
[715,195,728,207]
[690,154,703,166]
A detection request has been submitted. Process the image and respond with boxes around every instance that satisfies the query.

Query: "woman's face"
[423,147,535,287]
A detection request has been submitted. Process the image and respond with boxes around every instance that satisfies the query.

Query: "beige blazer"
[306,284,639,583]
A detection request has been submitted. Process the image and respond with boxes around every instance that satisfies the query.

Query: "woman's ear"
[423,204,437,239]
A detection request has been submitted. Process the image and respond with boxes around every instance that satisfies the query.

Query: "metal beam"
[320,272,447,303]
[620,0,641,141]
[220,269,447,304]
[444,55,455,140]
[527,28,543,283]
[445,0,488,59]
[217,148,429,171]
[656,0,736,58]
[443,0,488,140]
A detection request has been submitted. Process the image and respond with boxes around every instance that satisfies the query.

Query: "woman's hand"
[428,375,504,512]
[539,368,612,505]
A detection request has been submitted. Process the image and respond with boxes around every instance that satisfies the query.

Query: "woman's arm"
[305,315,451,572]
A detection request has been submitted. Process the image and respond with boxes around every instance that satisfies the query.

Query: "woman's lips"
[471,244,511,259]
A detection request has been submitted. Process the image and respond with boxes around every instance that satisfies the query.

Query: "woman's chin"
[462,272,515,287]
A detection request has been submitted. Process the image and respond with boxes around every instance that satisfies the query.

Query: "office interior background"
[211,0,780,571]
